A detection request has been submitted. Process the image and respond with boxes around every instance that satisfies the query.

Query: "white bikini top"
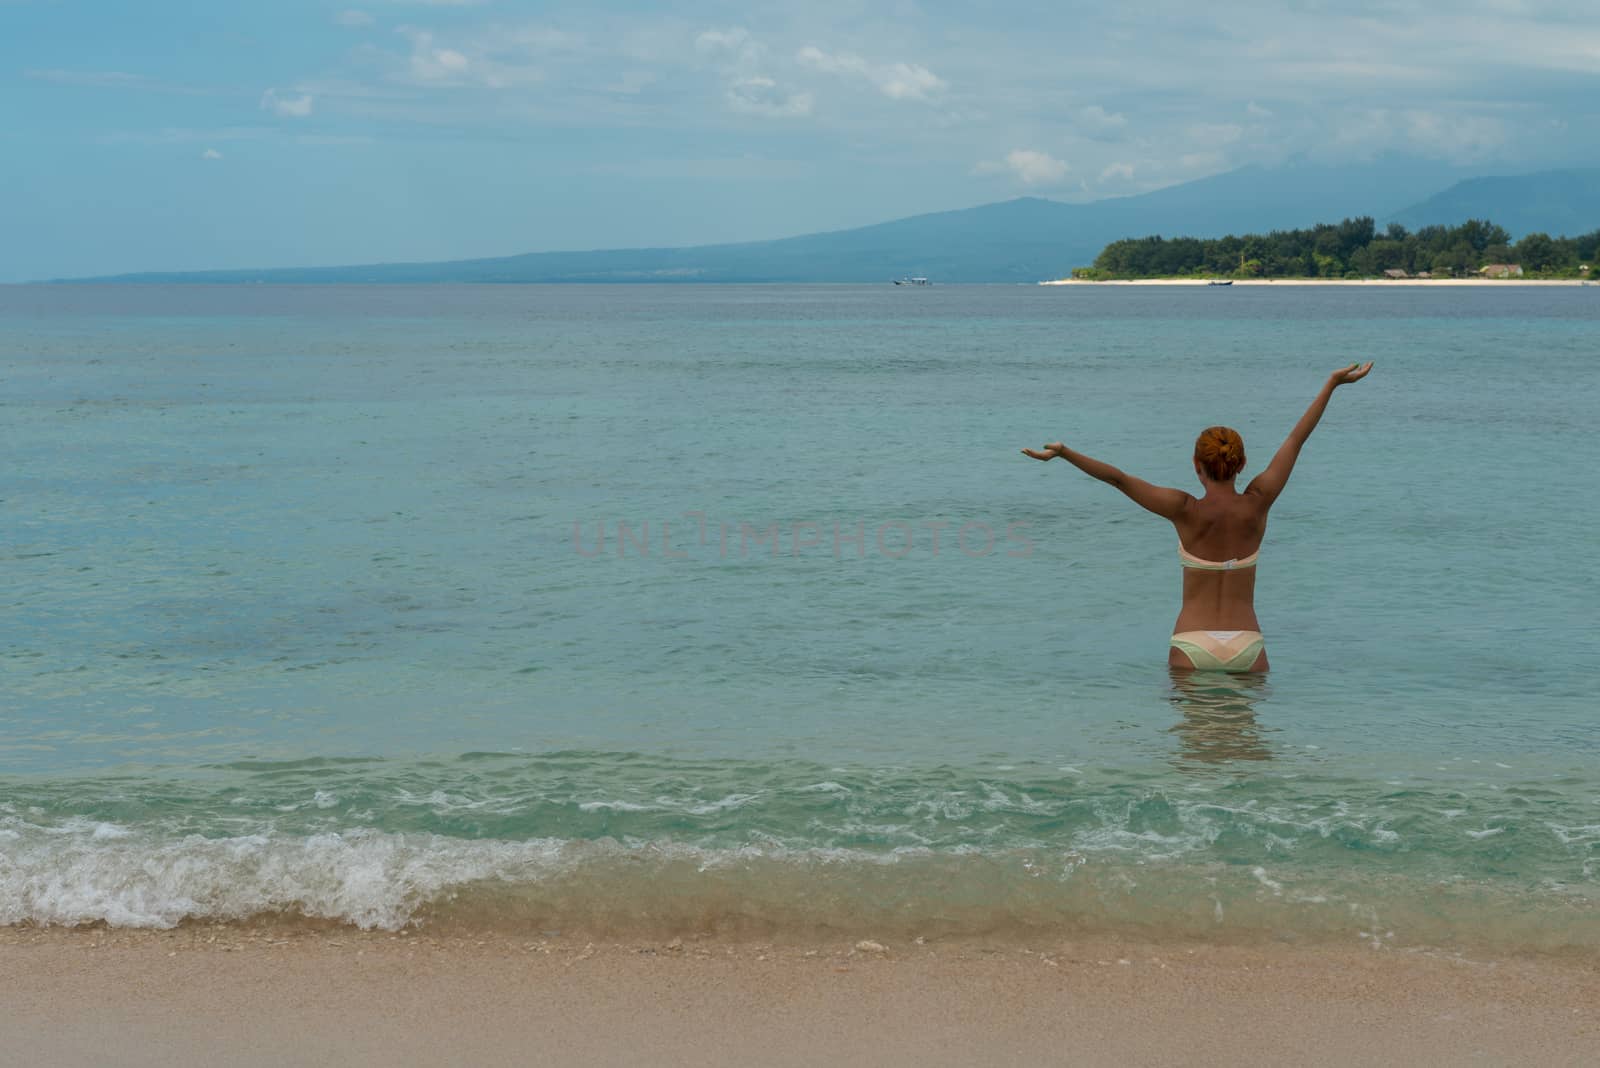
[1178,544,1260,571]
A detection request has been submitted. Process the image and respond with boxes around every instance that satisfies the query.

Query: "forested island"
[1073,218,1599,280]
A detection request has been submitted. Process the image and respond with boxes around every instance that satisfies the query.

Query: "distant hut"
[1415,271,1432,279]
[1480,264,1524,278]
[1383,269,1409,279]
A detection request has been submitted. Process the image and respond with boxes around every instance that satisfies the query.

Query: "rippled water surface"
[2,284,1596,947]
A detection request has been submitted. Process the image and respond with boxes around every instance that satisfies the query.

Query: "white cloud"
[116,3,1585,197]
[979,149,1069,186]
[693,27,766,78]
[1180,150,1226,172]
[726,77,812,118]
[402,29,472,84]
[796,46,945,101]
[1008,149,1069,185]
[1187,122,1243,145]
[261,89,314,117]
[693,27,810,119]
[876,63,944,101]
[1078,105,1127,135]
[1327,107,1507,162]
[391,26,549,88]
[696,28,752,56]
[277,77,411,102]
[795,47,840,71]
[495,25,583,53]
[201,148,222,160]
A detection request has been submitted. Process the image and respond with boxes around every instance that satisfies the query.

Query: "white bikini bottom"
[1170,630,1265,672]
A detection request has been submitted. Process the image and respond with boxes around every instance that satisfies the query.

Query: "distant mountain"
[1388,169,1600,238]
[62,155,1478,284]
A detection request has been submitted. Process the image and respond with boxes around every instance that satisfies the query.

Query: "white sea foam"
[1073,826,1206,861]
[1252,867,1284,894]
[392,789,501,812]
[0,812,1593,950]
[0,822,569,930]
[577,800,658,813]
[685,793,761,815]
[1549,823,1600,845]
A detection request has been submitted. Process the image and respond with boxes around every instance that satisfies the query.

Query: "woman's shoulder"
[1174,492,1266,543]
[1185,490,1263,522]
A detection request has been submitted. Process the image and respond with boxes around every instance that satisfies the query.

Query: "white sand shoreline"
[1039,277,1593,286]
[5,927,1599,1066]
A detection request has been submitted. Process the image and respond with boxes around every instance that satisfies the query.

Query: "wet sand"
[4,927,1597,1066]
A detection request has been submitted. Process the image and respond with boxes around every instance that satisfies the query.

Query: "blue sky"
[3,1,1598,280]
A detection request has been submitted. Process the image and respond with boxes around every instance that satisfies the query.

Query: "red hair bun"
[1194,426,1246,481]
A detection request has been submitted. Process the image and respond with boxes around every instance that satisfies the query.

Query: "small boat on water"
[1207,280,1233,287]
[893,277,930,286]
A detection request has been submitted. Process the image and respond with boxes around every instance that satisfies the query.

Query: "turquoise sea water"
[2,284,1596,949]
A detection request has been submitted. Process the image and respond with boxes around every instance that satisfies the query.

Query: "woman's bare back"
[1022,361,1373,672]
[1173,490,1268,635]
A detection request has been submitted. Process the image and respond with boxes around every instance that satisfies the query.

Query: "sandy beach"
[1039,277,1594,286]
[4,926,1596,1067]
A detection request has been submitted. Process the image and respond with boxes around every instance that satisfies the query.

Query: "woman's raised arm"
[1246,362,1373,504]
[1023,442,1192,520]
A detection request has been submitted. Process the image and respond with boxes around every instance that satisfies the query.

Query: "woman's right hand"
[1329,361,1374,386]
[1021,442,1067,461]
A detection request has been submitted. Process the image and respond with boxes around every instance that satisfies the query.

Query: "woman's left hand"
[1021,442,1066,461]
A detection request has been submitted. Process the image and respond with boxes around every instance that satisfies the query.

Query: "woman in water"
[1022,362,1373,672]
